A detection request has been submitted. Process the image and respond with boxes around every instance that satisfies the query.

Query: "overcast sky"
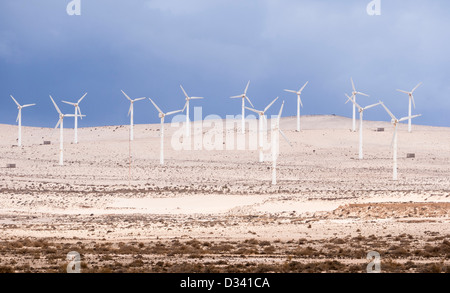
[0,0,449,128]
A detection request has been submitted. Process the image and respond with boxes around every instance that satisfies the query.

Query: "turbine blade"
[278,101,285,119]
[411,95,416,109]
[356,91,369,97]
[363,102,382,111]
[351,78,356,92]
[190,97,204,100]
[245,96,254,108]
[380,102,397,121]
[166,109,183,116]
[397,89,410,94]
[62,101,76,106]
[230,95,243,99]
[399,114,422,122]
[78,93,87,104]
[121,90,132,101]
[344,93,352,104]
[299,96,303,108]
[16,111,20,123]
[10,95,21,107]
[299,81,309,92]
[128,104,133,117]
[279,130,292,147]
[77,107,83,120]
[55,118,62,129]
[148,98,163,114]
[134,97,146,102]
[244,81,250,95]
[180,85,189,99]
[411,82,422,93]
[245,106,261,115]
[22,104,36,108]
[50,96,62,115]
[284,90,297,94]
[264,97,279,113]
[346,94,362,110]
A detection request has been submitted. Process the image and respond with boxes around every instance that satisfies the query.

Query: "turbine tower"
[148,98,183,165]
[10,95,35,147]
[397,82,422,133]
[245,96,279,162]
[121,90,145,141]
[180,85,204,137]
[380,102,421,181]
[345,94,382,160]
[50,96,83,166]
[284,81,308,132]
[62,93,87,144]
[347,78,369,132]
[231,81,254,134]
[271,101,292,185]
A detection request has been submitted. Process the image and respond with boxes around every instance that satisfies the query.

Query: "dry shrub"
[0,266,14,273]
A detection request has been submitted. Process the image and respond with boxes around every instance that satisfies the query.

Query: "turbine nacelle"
[230,81,254,108]
[397,83,421,109]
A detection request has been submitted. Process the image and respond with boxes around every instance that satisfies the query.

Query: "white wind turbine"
[284,81,308,132]
[180,85,204,137]
[61,93,87,144]
[271,101,292,185]
[121,90,146,141]
[397,82,422,133]
[148,98,183,165]
[345,94,382,160]
[380,102,421,181]
[347,78,369,132]
[50,96,84,166]
[231,81,255,134]
[245,96,279,162]
[10,95,36,147]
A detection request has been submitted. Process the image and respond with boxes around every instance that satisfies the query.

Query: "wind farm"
[0,109,448,272]
[0,82,449,274]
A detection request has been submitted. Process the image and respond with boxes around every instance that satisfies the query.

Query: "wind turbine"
[180,85,204,137]
[10,95,35,147]
[121,90,146,141]
[245,96,279,162]
[284,81,308,132]
[380,102,421,181]
[62,93,87,144]
[148,98,183,165]
[50,96,84,166]
[347,78,369,132]
[231,81,254,134]
[397,82,422,133]
[271,101,292,185]
[345,94,382,160]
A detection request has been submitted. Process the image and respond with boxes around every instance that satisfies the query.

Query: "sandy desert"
[0,115,449,273]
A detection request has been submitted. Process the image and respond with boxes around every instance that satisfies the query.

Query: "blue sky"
[0,0,449,128]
